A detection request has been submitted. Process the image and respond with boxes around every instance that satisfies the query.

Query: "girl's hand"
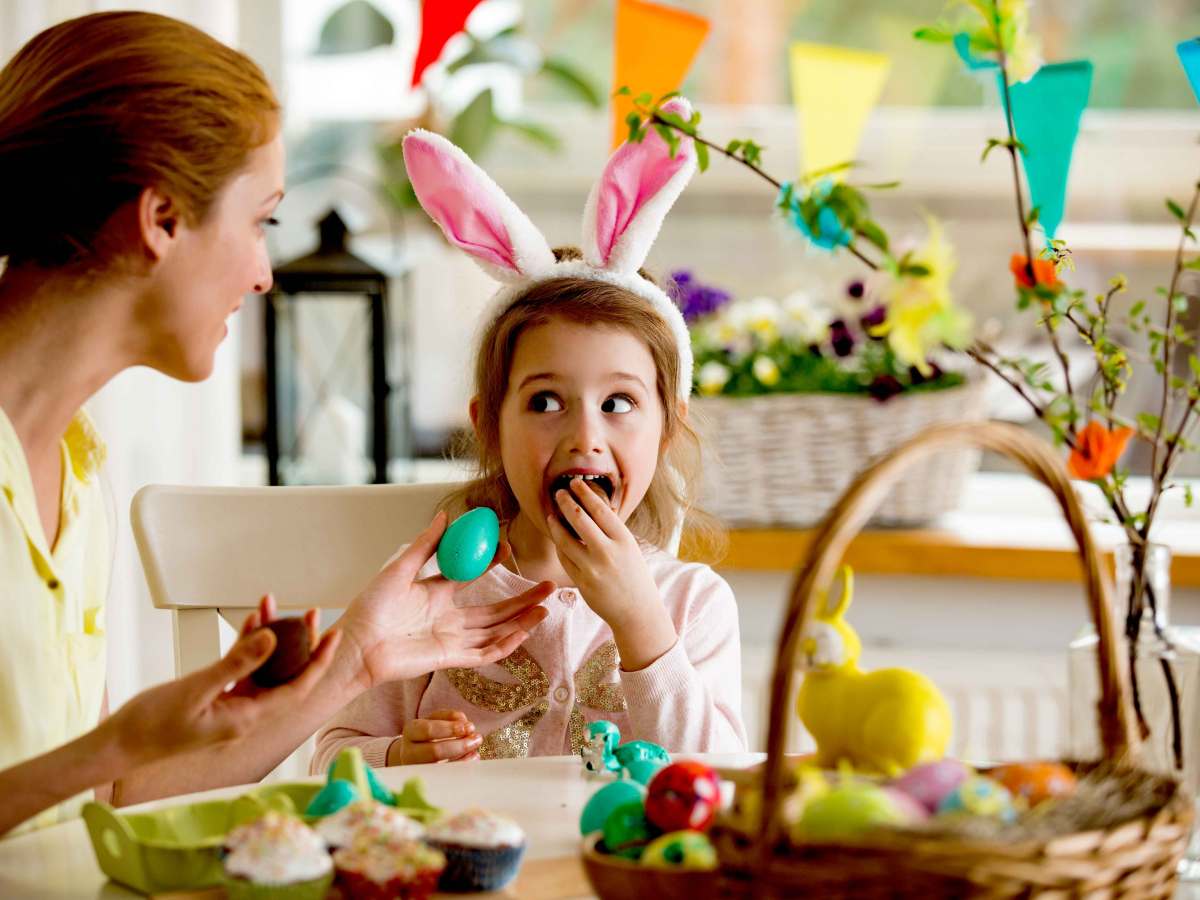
[388,710,483,765]
[547,478,678,670]
[106,621,341,768]
[339,512,554,691]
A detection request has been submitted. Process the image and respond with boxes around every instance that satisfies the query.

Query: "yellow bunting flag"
[613,0,710,148]
[789,43,891,179]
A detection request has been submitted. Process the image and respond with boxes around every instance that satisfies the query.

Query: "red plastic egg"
[645,761,721,832]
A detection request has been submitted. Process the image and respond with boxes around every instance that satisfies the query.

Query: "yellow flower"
[752,355,781,387]
[998,0,1042,83]
[697,361,731,396]
[873,217,973,374]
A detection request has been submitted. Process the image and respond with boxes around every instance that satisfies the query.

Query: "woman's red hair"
[0,11,279,269]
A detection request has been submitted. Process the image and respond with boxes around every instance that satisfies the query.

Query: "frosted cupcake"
[425,808,526,891]
[332,832,446,900]
[315,799,425,850]
[223,812,333,900]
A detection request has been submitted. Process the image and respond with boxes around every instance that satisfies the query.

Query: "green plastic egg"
[437,507,500,582]
[641,830,718,870]
[797,782,903,841]
[602,801,657,860]
[304,778,358,817]
[580,780,645,835]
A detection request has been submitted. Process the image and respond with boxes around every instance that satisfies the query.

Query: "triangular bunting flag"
[613,0,710,148]
[411,0,485,87]
[1178,38,1200,105]
[789,43,891,180]
[1002,60,1093,241]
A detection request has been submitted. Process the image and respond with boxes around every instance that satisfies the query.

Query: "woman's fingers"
[387,511,449,584]
[303,608,320,651]
[481,540,512,577]
[192,629,275,703]
[460,583,554,628]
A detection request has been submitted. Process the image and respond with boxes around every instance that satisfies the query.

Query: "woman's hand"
[387,709,482,765]
[339,512,554,691]
[104,619,341,769]
[547,479,678,670]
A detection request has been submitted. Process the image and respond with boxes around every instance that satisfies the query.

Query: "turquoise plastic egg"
[437,507,500,582]
[936,775,1017,823]
[602,801,657,860]
[624,758,667,786]
[305,778,358,817]
[797,782,904,841]
[580,780,645,835]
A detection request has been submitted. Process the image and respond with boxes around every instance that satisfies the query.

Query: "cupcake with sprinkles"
[315,799,425,850]
[223,811,333,900]
[332,831,446,900]
[425,808,527,891]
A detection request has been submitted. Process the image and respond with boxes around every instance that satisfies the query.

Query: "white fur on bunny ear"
[582,97,697,274]
[403,129,555,284]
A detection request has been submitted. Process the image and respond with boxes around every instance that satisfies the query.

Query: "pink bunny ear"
[403,130,555,283]
[582,97,697,274]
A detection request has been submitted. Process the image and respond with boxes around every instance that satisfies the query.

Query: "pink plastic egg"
[890,759,970,814]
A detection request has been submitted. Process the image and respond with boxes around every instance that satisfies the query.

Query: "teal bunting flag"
[1001,60,1093,241]
[1178,38,1200,104]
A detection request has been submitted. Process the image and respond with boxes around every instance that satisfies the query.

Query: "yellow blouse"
[0,406,109,833]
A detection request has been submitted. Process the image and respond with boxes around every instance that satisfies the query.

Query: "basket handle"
[755,421,1139,863]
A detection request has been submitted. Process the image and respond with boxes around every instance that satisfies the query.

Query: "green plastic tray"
[83,749,440,895]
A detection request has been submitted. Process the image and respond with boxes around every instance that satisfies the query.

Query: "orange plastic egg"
[989,762,1077,808]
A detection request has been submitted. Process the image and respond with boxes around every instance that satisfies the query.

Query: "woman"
[0,11,551,837]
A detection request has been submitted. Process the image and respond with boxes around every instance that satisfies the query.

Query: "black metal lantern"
[264,209,405,485]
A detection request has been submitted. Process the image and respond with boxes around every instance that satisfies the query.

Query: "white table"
[3,753,1198,899]
[0,754,760,899]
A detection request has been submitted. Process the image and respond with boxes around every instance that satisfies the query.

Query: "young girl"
[313,99,747,769]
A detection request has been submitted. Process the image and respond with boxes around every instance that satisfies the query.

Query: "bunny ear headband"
[402,98,697,401]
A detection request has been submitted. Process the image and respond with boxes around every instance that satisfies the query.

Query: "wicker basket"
[582,421,1193,899]
[692,377,986,527]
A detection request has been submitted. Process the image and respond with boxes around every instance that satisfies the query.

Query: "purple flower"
[830,319,856,357]
[867,374,904,402]
[669,269,732,323]
[909,362,943,385]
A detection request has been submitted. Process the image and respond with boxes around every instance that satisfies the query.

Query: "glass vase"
[1067,542,1200,879]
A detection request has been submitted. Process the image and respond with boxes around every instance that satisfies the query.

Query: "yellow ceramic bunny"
[796,566,952,776]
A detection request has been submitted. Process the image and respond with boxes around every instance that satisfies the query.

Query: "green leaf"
[858,220,889,253]
[1168,198,1187,221]
[913,25,954,42]
[862,180,901,190]
[1138,412,1162,433]
[981,138,1006,163]
[449,89,497,160]
[634,92,653,106]
[538,57,603,107]
[447,35,540,75]
[804,159,858,182]
[905,263,932,277]
[316,0,394,55]
[725,139,743,155]
[695,140,710,172]
[1185,484,1194,507]
[614,86,633,97]
[1026,206,1041,227]
[502,118,561,152]
[1185,257,1200,270]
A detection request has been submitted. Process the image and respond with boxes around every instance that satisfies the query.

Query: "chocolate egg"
[250,618,312,687]
[891,759,970,814]
[437,507,500,582]
[990,762,1077,808]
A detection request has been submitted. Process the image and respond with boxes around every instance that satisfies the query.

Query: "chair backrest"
[132,482,459,613]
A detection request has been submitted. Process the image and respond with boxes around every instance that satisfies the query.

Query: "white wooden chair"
[131,482,459,677]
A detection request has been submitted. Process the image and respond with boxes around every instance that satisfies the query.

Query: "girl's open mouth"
[547,472,618,538]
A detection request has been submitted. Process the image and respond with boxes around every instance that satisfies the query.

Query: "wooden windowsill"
[680,473,1200,587]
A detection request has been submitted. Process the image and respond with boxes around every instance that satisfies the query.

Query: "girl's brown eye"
[530,392,563,413]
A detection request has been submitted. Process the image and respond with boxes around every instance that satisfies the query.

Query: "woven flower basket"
[582,421,1192,899]
[692,377,986,527]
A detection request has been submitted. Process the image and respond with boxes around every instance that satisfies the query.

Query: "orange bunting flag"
[1010,254,1059,289]
[1068,421,1133,481]
[411,0,485,87]
[612,0,710,147]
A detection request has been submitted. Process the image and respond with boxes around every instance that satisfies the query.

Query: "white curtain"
[1,0,263,706]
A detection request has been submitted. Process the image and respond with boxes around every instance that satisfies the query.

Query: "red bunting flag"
[411,0,485,88]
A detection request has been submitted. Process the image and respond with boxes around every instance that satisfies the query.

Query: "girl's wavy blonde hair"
[444,248,723,556]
